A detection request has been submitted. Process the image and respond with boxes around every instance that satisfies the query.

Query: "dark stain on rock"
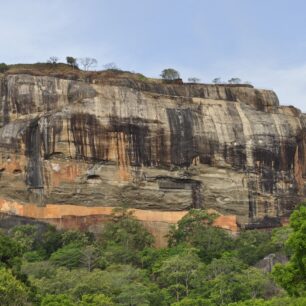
[248,190,257,219]
[0,78,10,126]
[110,116,150,167]
[297,129,306,177]
[70,113,167,167]
[224,87,237,101]
[70,113,108,161]
[166,108,198,167]
[42,91,59,111]
[279,140,296,171]
[253,145,278,194]
[252,138,297,194]
[42,117,64,159]
[223,144,247,170]
[23,120,44,188]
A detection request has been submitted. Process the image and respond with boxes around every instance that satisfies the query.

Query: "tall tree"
[273,203,306,296]
[155,250,202,302]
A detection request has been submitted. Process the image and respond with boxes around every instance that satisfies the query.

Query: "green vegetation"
[272,204,306,296]
[0,63,9,73]
[0,267,31,306]
[160,68,180,81]
[66,56,78,68]
[0,204,305,305]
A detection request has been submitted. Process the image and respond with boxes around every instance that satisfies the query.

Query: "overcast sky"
[1,0,305,111]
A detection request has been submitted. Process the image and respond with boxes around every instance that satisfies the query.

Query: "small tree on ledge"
[79,57,98,71]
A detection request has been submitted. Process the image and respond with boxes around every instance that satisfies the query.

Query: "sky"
[0,0,305,111]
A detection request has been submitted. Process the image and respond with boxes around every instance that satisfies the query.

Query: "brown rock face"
[0,74,305,240]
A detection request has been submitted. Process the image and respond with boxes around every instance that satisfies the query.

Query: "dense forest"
[0,204,305,306]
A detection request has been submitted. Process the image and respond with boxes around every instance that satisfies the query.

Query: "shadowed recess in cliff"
[157,176,203,209]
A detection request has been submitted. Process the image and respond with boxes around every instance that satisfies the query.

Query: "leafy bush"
[0,63,9,73]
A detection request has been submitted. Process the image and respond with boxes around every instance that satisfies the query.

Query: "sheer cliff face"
[0,74,305,228]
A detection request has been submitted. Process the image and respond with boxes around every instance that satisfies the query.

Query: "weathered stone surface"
[0,74,305,237]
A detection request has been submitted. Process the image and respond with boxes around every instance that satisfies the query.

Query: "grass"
[2,63,253,88]
[3,62,163,84]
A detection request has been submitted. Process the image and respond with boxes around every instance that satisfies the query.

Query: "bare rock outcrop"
[0,74,305,239]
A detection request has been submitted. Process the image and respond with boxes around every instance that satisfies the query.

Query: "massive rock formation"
[0,73,305,244]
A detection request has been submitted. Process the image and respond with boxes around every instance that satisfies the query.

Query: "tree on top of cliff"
[160,68,180,80]
[212,77,222,84]
[188,77,201,83]
[47,56,59,64]
[79,57,98,71]
[0,63,9,73]
[103,62,120,71]
[66,56,78,69]
[228,77,242,84]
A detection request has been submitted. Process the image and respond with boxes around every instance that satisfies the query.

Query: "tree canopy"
[160,68,180,80]
[0,205,305,305]
[273,203,306,296]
